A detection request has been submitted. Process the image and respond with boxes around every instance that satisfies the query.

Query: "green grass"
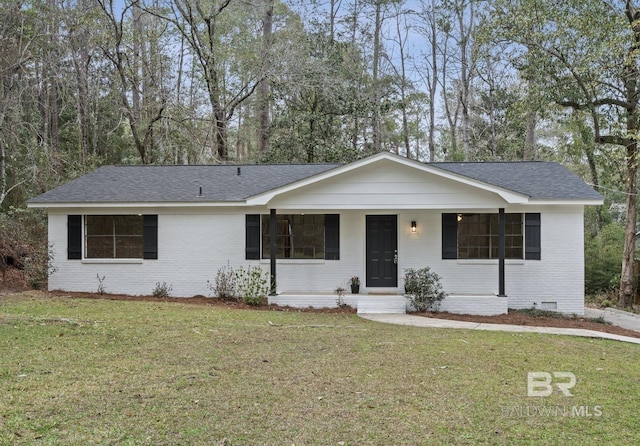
[1,292,639,445]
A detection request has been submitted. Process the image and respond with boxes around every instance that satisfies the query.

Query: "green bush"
[234,265,270,306]
[404,267,447,312]
[585,223,624,294]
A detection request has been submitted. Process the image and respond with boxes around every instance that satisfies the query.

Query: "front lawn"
[1,292,638,445]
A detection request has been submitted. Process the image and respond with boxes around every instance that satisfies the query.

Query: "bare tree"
[388,3,412,157]
[257,0,274,154]
[0,1,36,206]
[96,0,165,164]
[156,0,264,161]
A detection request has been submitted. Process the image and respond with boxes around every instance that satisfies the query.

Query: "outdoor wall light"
[411,221,417,233]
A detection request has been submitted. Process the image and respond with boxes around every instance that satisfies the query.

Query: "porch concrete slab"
[356,295,407,314]
[359,314,640,345]
[584,307,640,332]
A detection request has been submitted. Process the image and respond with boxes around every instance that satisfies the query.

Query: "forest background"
[0,0,636,306]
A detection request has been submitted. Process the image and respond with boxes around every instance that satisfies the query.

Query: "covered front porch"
[269,292,508,316]
[249,153,588,315]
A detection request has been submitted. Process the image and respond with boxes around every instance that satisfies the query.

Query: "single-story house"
[27,152,603,315]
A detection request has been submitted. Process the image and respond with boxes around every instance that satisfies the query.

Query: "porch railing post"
[269,208,277,295]
[498,207,506,297]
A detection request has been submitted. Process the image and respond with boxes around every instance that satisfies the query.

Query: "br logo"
[527,371,576,397]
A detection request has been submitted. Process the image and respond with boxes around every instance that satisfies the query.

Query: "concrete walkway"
[584,307,640,332]
[359,313,640,345]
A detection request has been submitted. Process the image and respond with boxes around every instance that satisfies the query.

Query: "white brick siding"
[48,204,586,315]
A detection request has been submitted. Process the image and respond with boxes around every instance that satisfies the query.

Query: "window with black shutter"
[442,212,541,260]
[143,215,158,259]
[441,213,458,259]
[254,214,340,260]
[246,214,261,260]
[525,213,541,260]
[68,215,82,260]
[72,214,158,260]
[324,214,340,260]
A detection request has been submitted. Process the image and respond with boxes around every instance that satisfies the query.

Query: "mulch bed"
[49,290,358,314]
[417,310,640,339]
[1,266,637,339]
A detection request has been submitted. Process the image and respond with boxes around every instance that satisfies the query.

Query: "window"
[85,215,144,259]
[262,214,326,259]
[457,213,523,259]
[442,213,540,260]
[245,213,339,260]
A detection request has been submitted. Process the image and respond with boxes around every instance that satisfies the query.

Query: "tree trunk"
[371,0,382,154]
[456,0,473,160]
[619,1,640,307]
[427,0,438,162]
[258,0,273,154]
[349,0,361,153]
[440,26,459,159]
[524,78,536,160]
[395,12,410,158]
[73,46,91,161]
[0,137,6,206]
[620,141,637,307]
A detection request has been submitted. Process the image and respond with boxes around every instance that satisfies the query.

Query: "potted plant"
[349,276,360,294]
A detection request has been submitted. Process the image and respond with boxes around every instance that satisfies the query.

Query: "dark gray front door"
[366,215,398,287]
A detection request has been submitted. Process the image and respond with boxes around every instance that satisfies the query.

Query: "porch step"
[356,296,407,314]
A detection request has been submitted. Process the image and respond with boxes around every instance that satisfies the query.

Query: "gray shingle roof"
[28,164,341,203]
[27,157,602,204]
[431,161,602,200]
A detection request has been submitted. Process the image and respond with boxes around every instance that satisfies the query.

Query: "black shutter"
[67,215,82,260]
[442,213,458,259]
[324,214,340,260]
[143,215,158,260]
[246,214,261,260]
[525,213,541,260]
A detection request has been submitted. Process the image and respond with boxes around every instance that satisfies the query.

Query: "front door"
[366,215,398,287]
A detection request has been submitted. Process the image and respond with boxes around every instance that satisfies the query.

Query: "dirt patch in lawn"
[416,310,640,339]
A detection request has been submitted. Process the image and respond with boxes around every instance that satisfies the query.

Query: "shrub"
[404,267,446,312]
[24,243,57,290]
[584,223,624,295]
[212,264,237,300]
[234,265,270,306]
[153,282,173,298]
[0,207,49,288]
[96,274,106,295]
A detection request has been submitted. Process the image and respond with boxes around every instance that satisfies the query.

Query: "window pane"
[457,213,523,259]
[115,236,143,258]
[115,215,143,236]
[86,236,113,258]
[85,215,143,259]
[86,215,113,236]
[262,214,326,259]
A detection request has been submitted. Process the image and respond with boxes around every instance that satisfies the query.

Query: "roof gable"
[262,156,522,210]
